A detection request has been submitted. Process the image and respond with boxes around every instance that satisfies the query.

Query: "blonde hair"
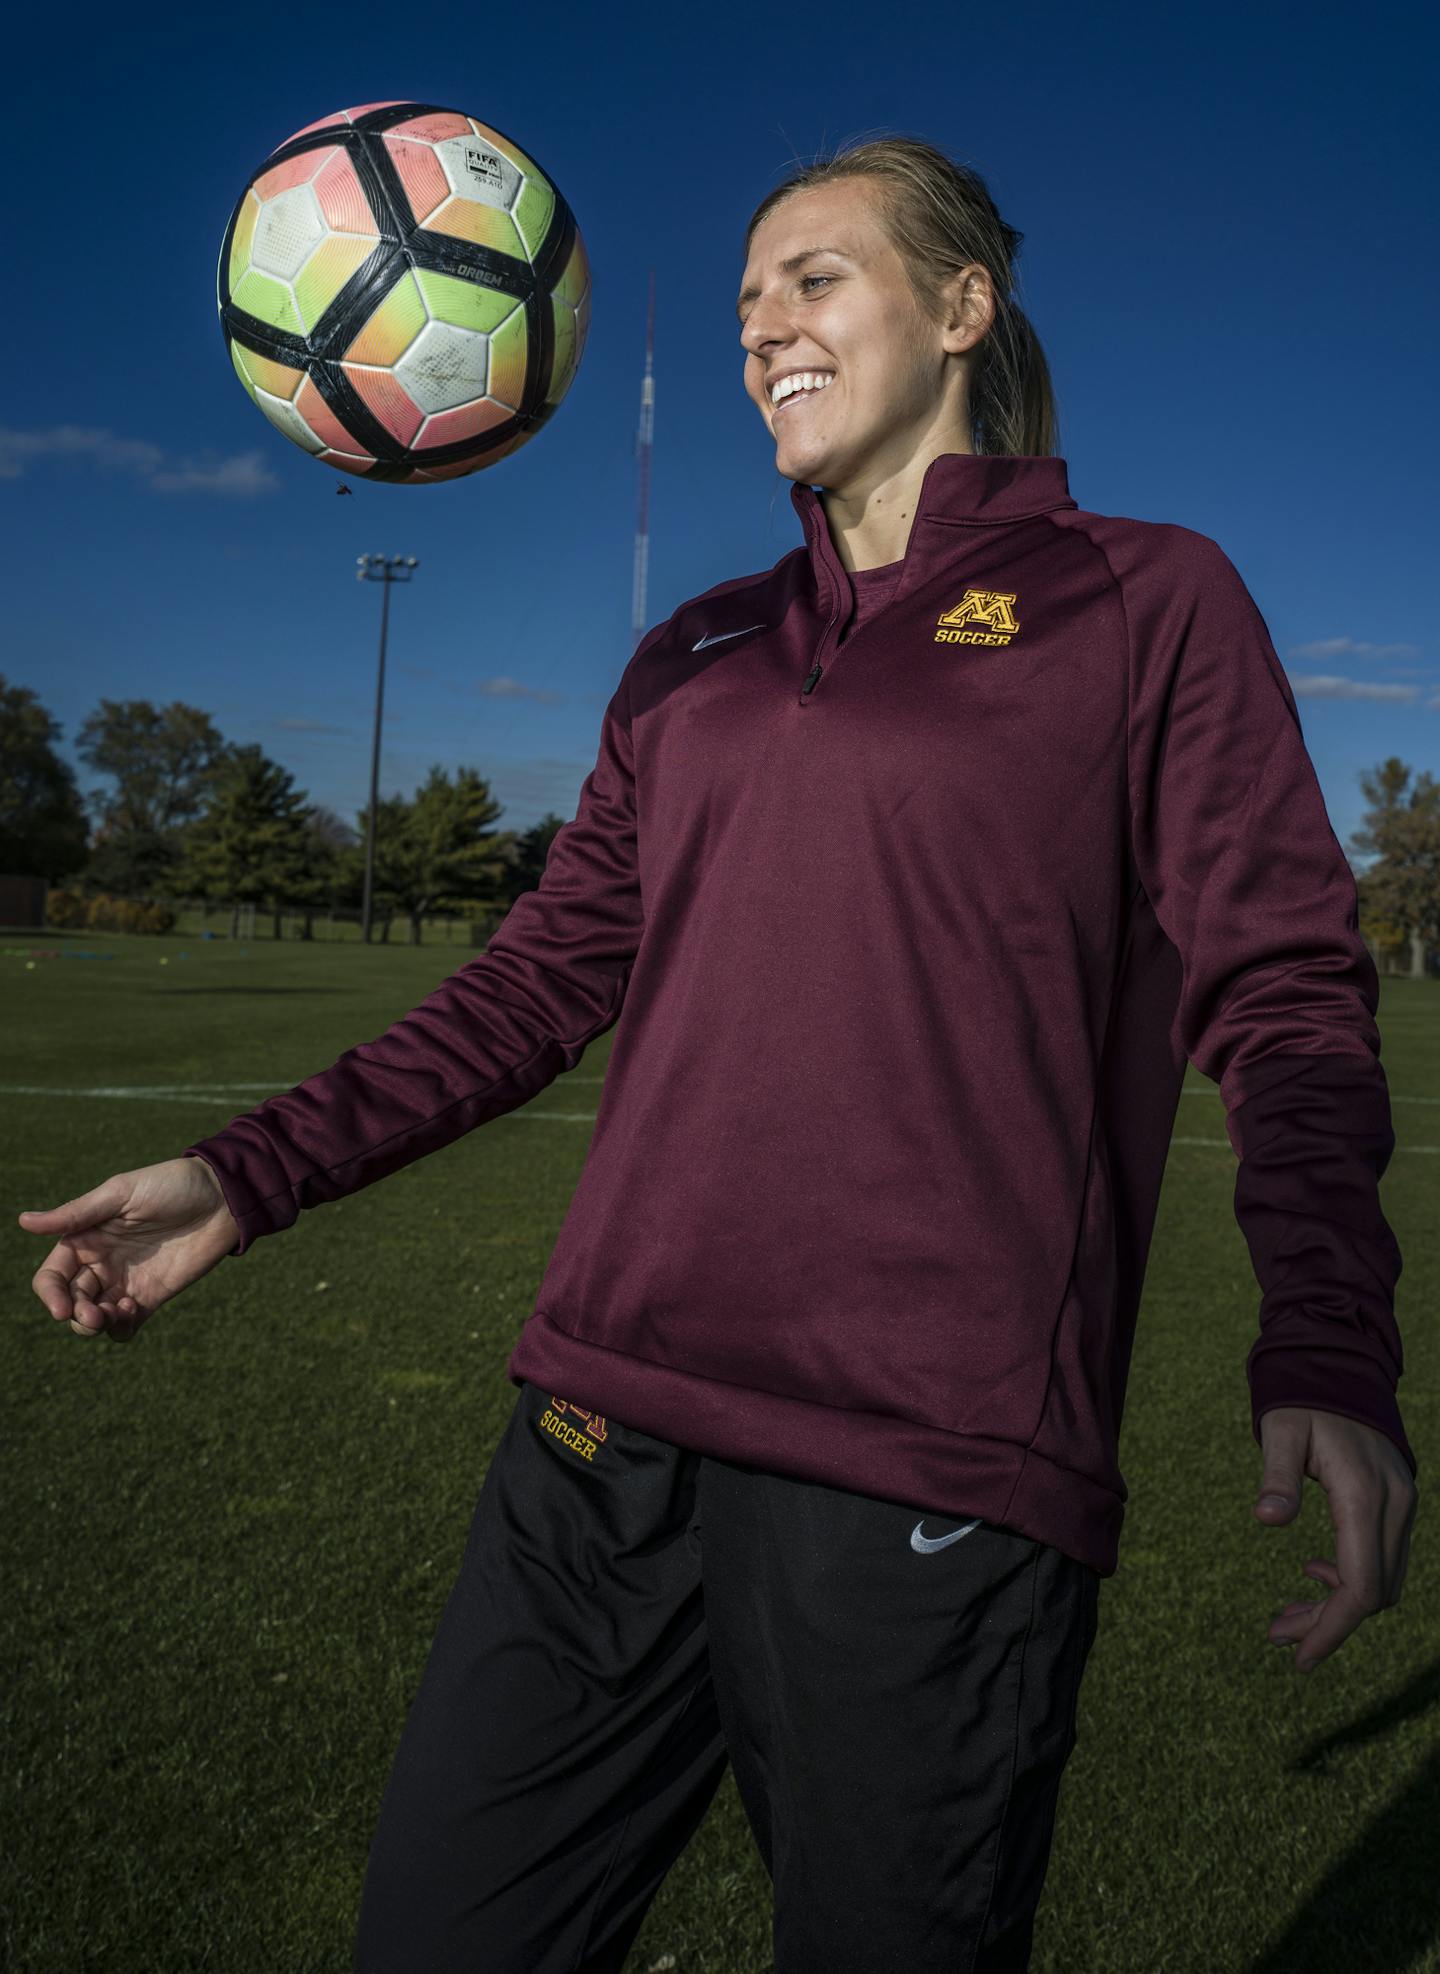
[744,133,1059,458]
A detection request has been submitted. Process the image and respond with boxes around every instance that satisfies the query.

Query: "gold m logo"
[935,589,1020,647]
[549,1396,609,1444]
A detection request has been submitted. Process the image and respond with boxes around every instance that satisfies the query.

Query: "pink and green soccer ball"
[218,102,590,484]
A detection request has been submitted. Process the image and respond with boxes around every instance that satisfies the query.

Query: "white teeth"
[771,370,834,407]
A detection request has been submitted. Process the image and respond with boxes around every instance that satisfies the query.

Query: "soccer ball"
[218,101,590,484]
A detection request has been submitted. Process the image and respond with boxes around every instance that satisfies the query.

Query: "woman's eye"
[799,275,832,294]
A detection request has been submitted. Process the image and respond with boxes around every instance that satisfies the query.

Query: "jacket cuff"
[1250,1345,1417,1479]
[181,1129,302,1256]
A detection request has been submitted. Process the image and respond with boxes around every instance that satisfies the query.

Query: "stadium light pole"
[356,553,419,945]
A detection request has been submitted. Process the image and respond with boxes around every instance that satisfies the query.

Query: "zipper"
[797,500,851,705]
[798,619,844,703]
[798,604,846,702]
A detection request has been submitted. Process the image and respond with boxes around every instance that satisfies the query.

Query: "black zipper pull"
[799,660,823,702]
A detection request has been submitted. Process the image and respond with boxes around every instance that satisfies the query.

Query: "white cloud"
[1287,675,1423,702]
[150,452,279,495]
[477,676,564,703]
[1287,635,1423,663]
[0,425,279,496]
[393,664,565,704]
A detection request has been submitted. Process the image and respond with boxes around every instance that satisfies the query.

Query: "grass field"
[3,926,1436,1974]
[156,906,493,945]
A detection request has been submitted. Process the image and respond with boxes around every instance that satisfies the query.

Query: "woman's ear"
[940,263,995,356]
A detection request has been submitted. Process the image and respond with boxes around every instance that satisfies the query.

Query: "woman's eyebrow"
[736,248,854,320]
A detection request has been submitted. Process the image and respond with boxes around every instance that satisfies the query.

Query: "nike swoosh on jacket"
[180,452,1413,1579]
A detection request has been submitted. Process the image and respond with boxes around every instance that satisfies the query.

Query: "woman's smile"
[774,386,832,418]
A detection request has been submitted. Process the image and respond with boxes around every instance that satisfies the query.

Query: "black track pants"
[353,1378,1101,1973]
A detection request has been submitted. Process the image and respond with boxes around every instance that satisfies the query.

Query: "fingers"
[71,1267,112,1335]
[70,1312,141,1342]
[69,1263,103,1335]
[68,1291,141,1341]
[34,1254,141,1342]
[33,1250,97,1325]
[18,1175,128,1241]
[1266,1421,1422,1674]
[1271,1493,1387,1673]
[33,1254,79,1323]
[1268,1560,1335,1648]
[32,1249,143,1341]
[23,1187,139,1335]
[1268,1481,1417,1675]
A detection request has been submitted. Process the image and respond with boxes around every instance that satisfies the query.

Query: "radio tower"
[631,268,655,647]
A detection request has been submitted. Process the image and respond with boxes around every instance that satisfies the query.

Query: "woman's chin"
[773,418,831,467]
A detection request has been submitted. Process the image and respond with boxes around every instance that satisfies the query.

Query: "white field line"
[0,1081,1436,1152]
[1172,1136,1434,1154]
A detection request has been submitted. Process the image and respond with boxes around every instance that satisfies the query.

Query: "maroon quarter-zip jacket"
[183,452,1415,1576]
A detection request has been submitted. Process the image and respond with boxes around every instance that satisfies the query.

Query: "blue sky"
[5,0,1435,860]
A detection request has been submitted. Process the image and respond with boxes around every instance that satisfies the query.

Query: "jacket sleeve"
[1124,528,1415,1479]
[181,648,648,1256]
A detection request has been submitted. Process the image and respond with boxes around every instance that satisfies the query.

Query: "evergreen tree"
[344,792,411,943]
[1351,758,1440,977]
[0,676,89,882]
[290,804,358,940]
[354,766,511,944]
[508,811,568,900]
[178,745,314,939]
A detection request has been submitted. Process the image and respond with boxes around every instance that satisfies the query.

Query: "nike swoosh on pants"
[910,1517,984,1552]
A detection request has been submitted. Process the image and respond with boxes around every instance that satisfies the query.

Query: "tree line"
[2,673,1436,967]
[0,676,570,945]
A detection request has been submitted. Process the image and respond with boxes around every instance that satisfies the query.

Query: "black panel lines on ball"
[349,103,453,134]
[238,130,355,182]
[349,129,536,322]
[408,230,536,305]
[311,362,412,466]
[517,286,551,427]
[349,132,414,252]
[525,201,575,418]
[361,459,422,484]
[217,194,244,313]
[252,108,424,180]
[413,405,531,470]
[312,352,536,474]
[411,400,535,471]
[531,198,577,299]
[223,310,314,366]
[306,243,404,361]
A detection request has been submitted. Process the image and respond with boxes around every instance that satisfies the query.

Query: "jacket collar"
[789,452,1076,607]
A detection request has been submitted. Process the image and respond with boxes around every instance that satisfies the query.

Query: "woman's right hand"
[19,1156,243,1343]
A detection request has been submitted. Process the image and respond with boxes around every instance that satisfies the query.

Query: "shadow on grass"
[1247,1658,1440,1972]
